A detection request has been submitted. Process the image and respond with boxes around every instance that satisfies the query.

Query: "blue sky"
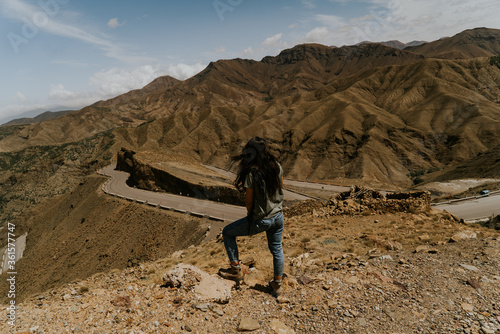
[1,0,500,123]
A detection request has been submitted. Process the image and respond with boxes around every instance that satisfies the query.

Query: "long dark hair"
[232,137,281,195]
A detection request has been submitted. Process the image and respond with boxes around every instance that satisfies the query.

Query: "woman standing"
[219,137,285,297]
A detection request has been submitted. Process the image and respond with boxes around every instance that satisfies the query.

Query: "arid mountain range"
[406,27,500,59]
[2,109,74,126]
[1,27,500,194]
[1,27,500,322]
[366,40,426,50]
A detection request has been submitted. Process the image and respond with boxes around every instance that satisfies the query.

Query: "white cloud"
[262,33,290,51]
[262,33,284,47]
[15,92,27,102]
[316,14,346,28]
[242,47,254,57]
[259,33,289,57]
[166,63,206,80]
[213,46,226,54]
[1,0,151,63]
[47,84,99,108]
[89,66,165,97]
[299,0,500,47]
[89,63,205,98]
[49,84,82,100]
[107,18,125,29]
[305,27,330,43]
[362,0,500,42]
[301,0,316,8]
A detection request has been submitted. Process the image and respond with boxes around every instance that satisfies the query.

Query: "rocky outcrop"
[480,215,500,230]
[116,148,245,205]
[284,186,432,217]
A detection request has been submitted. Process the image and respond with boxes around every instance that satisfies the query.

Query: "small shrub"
[426,167,441,174]
[322,238,338,245]
[490,56,500,69]
[263,96,274,102]
[413,176,424,185]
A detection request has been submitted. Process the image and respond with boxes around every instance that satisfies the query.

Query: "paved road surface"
[435,193,500,221]
[100,164,247,221]
[203,165,352,194]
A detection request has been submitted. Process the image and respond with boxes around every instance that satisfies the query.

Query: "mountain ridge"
[1,27,500,187]
[405,27,500,59]
[1,109,76,127]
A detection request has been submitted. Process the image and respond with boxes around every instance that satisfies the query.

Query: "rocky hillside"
[0,130,115,224]
[431,144,500,181]
[2,186,499,333]
[0,174,213,304]
[108,56,500,187]
[116,148,245,205]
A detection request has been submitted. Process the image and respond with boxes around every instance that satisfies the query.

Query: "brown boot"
[269,279,282,297]
[218,265,244,284]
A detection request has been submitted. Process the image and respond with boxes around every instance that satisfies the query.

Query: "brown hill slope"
[431,144,500,181]
[405,27,500,59]
[0,130,115,223]
[112,57,500,187]
[96,75,181,108]
[0,174,209,302]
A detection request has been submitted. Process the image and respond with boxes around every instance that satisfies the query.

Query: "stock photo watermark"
[5,222,17,327]
[7,0,70,54]
[213,0,243,21]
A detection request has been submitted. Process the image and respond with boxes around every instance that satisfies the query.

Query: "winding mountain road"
[98,164,500,223]
[99,164,247,221]
[98,164,320,222]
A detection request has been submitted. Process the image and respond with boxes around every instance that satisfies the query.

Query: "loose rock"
[238,317,261,331]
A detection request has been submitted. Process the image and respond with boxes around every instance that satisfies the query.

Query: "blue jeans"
[222,212,284,277]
